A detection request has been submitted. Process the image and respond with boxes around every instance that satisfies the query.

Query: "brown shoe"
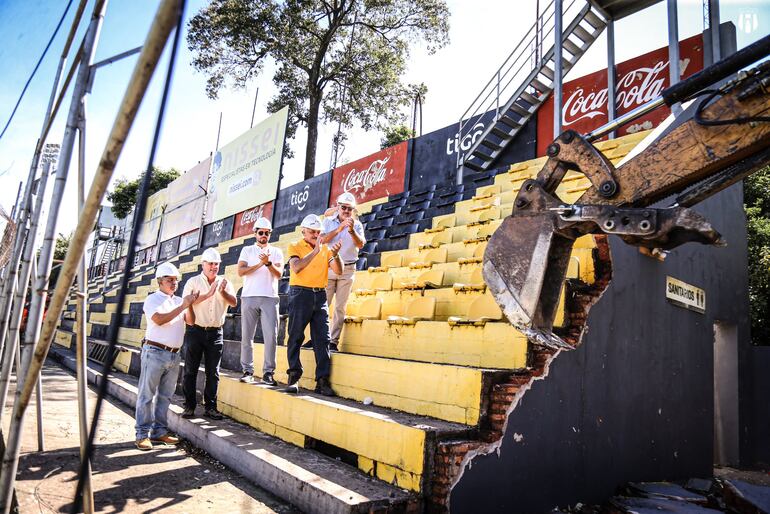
[150,433,180,445]
[135,438,153,451]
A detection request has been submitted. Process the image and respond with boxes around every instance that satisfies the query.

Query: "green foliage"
[187,0,450,179]
[745,166,770,345]
[380,124,414,149]
[53,232,72,262]
[107,167,181,219]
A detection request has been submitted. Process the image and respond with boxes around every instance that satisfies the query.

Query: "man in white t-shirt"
[237,217,284,385]
[135,262,198,451]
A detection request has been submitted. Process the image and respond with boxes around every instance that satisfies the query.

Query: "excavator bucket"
[483,211,576,350]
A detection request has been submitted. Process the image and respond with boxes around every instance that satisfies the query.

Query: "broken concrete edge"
[434,235,614,512]
[47,346,419,514]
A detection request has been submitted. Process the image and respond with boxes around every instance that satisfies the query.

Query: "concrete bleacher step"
[213,368,472,493]
[48,347,418,514]
[251,345,509,425]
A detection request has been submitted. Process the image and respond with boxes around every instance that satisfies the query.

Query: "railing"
[456,0,586,168]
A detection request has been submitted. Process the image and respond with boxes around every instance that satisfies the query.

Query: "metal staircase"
[458,0,609,173]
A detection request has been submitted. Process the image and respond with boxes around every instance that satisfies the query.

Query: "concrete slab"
[49,347,418,514]
[609,496,723,513]
[722,479,770,514]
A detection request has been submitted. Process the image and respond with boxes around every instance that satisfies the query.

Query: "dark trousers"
[182,325,224,410]
[287,286,331,380]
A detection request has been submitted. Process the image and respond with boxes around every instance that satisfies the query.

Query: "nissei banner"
[330,142,407,206]
[233,201,274,239]
[136,189,167,250]
[537,34,704,155]
[160,158,210,241]
[272,171,332,229]
[206,106,289,222]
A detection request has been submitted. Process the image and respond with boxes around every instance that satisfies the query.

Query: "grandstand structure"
[40,1,770,513]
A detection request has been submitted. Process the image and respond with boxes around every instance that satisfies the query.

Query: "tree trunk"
[304,94,322,181]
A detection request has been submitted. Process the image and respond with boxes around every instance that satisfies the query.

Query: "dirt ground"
[3,362,298,514]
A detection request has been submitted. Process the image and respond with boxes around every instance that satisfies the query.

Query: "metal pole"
[0,0,88,361]
[32,252,43,453]
[0,1,180,509]
[667,0,682,116]
[250,87,259,129]
[708,0,721,63]
[0,147,56,424]
[606,19,617,139]
[0,1,106,510]
[76,104,94,513]
[8,184,22,222]
[215,112,222,151]
[553,0,564,138]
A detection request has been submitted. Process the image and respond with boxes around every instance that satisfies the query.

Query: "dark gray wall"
[450,184,755,513]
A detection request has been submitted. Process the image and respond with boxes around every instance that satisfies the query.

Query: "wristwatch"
[266,261,272,266]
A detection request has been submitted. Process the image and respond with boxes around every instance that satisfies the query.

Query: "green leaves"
[380,124,414,149]
[745,166,770,344]
[187,0,450,179]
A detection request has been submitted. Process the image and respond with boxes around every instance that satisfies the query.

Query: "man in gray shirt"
[320,192,366,351]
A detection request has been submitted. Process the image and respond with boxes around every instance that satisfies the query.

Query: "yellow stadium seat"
[447,294,503,327]
[344,297,383,323]
[387,297,436,325]
[381,252,403,268]
[398,269,445,290]
[453,267,486,292]
[353,273,393,296]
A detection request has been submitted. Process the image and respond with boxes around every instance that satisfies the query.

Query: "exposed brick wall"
[427,235,613,512]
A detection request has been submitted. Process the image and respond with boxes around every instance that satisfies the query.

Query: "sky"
[0,0,768,238]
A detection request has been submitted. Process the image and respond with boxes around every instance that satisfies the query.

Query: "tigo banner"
[206,106,289,222]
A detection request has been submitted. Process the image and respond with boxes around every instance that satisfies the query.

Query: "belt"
[144,340,181,354]
[191,324,222,331]
[291,285,326,293]
[343,261,357,266]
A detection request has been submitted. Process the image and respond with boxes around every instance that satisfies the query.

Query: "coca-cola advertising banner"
[233,201,274,239]
[537,34,704,155]
[202,215,235,248]
[272,171,332,229]
[330,141,407,207]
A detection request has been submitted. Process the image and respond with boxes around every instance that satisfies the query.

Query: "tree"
[53,232,72,262]
[107,167,181,219]
[187,0,450,180]
[380,124,414,149]
[745,166,770,345]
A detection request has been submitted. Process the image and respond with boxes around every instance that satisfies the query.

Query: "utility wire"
[0,0,75,141]
[69,1,187,511]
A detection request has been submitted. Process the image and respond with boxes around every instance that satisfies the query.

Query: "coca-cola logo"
[212,220,224,238]
[291,186,310,211]
[562,58,691,126]
[240,206,264,226]
[342,156,389,195]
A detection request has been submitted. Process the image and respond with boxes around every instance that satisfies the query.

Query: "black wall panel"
[273,171,333,230]
[202,216,235,247]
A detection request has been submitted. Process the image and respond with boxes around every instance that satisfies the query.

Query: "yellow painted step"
[252,344,486,425]
[215,370,467,492]
[341,319,528,369]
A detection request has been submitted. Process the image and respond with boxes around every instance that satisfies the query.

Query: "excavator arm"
[484,34,770,351]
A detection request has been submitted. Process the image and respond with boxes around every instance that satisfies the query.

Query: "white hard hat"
[337,192,356,206]
[300,214,322,230]
[201,248,222,263]
[253,217,272,232]
[155,262,181,279]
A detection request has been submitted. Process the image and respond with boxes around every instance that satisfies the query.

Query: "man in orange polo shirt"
[285,214,342,396]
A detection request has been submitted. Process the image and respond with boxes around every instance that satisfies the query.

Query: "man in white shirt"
[320,192,365,351]
[237,217,284,385]
[135,262,198,451]
[181,248,237,420]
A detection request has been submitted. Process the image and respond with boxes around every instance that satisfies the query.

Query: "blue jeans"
[135,344,181,440]
[286,286,331,380]
[182,326,223,410]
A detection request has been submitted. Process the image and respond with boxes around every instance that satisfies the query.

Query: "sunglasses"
[339,205,353,212]
[256,230,271,236]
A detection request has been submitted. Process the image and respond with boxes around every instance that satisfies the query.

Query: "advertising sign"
[160,158,210,241]
[233,201,274,239]
[158,236,180,261]
[537,34,704,155]
[409,110,537,188]
[206,106,289,222]
[666,276,706,314]
[136,189,168,250]
[272,171,333,229]
[179,229,200,253]
[202,215,235,247]
[330,142,407,206]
